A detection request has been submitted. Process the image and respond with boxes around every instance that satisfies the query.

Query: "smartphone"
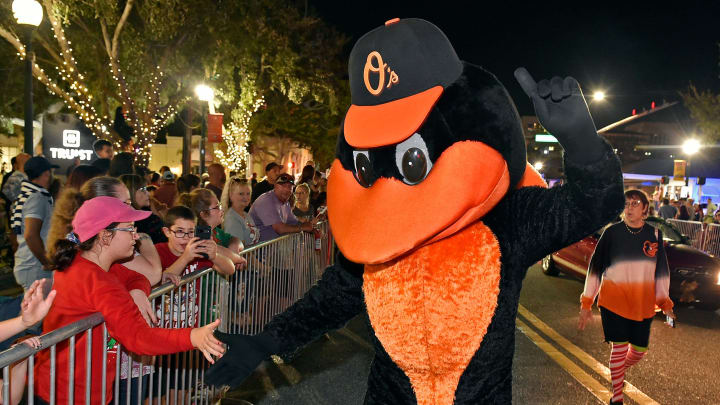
[666,315,675,328]
[195,225,212,240]
[195,225,212,259]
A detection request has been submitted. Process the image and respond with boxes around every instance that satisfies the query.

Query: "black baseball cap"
[265,162,282,172]
[344,18,463,149]
[25,156,59,180]
[275,173,295,185]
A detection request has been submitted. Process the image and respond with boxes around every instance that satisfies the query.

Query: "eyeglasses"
[205,203,223,212]
[168,228,195,238]
[107,226,137,234]
[624,200,643,208]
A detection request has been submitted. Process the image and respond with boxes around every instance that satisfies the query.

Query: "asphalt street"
[222,263,720,405]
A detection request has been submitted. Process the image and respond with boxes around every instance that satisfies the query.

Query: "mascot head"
[328,18,543,264]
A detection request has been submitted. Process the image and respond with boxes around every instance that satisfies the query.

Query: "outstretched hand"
[514,67,603,164]
[190,319,225,363]
[204,332,275,388]
[21,279,56,328]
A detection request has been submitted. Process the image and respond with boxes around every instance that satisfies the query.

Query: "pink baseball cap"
[72,196,151,242]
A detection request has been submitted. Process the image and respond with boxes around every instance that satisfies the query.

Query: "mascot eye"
[353,150,375,188]
[395,133,432,185]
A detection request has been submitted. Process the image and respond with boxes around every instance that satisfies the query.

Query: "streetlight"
[13,0,43,154]
[592,91,605,101]
[195,85,213,103]
[533,161,543,171]
[681,139,702,201]
[194,84,213,175]
[682,139,701,155]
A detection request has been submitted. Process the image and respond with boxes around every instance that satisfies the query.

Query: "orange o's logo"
[363,51,399,96]
[643,241,658,257]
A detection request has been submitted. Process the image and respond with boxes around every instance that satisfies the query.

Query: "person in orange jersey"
[579,189,674,404]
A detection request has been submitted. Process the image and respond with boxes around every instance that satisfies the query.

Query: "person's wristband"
[580,295,594,310]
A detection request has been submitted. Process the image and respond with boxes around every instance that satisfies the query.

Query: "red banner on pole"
[207,113,223,143]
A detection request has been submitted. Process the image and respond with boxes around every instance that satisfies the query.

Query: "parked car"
[542,217,720,310]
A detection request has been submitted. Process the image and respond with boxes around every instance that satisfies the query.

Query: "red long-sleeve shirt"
[34,255,194,404]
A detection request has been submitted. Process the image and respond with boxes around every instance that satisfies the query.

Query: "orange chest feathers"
[363,221,502,405]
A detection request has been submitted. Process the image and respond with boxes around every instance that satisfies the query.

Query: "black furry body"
[262,144,624,404]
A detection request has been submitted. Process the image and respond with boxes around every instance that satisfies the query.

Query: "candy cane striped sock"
[610,342,629,403]
[625,345,647,368]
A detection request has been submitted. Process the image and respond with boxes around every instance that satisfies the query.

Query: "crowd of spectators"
[0,143,328,404]
[655,195,720,224]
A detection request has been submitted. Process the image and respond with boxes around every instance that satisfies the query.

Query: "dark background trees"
[0,0,348,168]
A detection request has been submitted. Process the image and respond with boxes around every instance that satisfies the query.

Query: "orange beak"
[327,140,510,264]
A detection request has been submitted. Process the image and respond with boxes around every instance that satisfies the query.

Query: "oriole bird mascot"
[207,18,624,404]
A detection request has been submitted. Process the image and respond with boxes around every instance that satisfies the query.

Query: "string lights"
[4,7,175,167]
[215,94,265,173]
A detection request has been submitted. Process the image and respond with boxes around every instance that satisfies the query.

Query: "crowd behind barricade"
[0,139,329,404]
[651,187,720,223]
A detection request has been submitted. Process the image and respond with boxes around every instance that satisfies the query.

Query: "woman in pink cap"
[33,196,225,405]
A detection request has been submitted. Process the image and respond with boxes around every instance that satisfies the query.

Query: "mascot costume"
[207,18,624,404]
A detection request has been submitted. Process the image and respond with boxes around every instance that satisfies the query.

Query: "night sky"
[310,1,720,128]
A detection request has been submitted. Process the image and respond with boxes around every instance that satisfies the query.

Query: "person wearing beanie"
[33,196,225,405]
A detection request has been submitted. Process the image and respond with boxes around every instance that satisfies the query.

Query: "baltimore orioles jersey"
[582,222,673,321]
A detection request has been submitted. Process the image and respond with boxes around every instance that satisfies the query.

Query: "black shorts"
[599,307,653,348]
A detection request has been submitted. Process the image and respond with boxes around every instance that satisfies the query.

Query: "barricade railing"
[666,219,705,249]
[701,223,720,257]
[666,219,720,257]
[0,221,334,404]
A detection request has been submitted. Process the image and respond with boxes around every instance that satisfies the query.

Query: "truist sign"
[42,114,97,173]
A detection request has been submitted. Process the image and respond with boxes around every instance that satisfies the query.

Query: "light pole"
[12,0,43,155]
[682,138,702,200]
[194,84,213,175]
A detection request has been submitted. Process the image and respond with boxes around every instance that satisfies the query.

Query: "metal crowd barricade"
[667,219,705,249]
[0,221,334,404]
[665,219,720,257]
[702,223,720,257]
